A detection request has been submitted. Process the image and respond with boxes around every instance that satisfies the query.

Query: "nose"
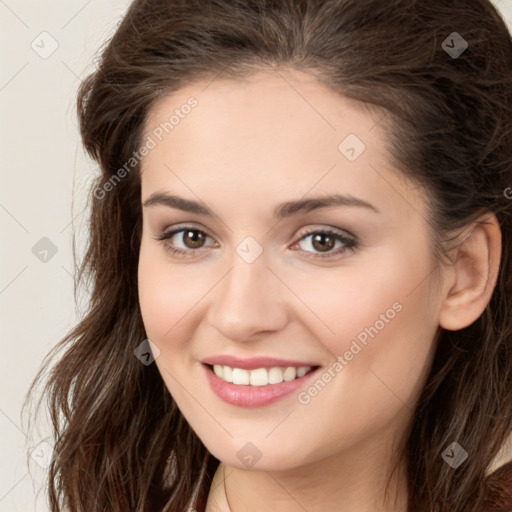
[205,250,289,343]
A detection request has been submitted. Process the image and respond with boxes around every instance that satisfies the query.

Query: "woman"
[24,0,512,510]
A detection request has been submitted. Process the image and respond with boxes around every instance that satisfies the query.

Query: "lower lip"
[202,364,320,407]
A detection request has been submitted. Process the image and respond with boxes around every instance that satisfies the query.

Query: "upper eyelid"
[164,225,217,243]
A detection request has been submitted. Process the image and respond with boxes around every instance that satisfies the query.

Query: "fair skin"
[137,68,501,512]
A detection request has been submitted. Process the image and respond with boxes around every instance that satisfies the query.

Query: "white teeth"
[232,368,250,385]
[268,367,284,384]
[249,368,268,386]
[283,367,297,381]
[212,365,312,386]
[296,366,308,377]
[223,365,233,383]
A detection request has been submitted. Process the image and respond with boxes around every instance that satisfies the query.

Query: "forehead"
[143,68,383,152]
[140,69,425,223]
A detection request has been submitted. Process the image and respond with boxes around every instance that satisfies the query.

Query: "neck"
[206,435,409,512]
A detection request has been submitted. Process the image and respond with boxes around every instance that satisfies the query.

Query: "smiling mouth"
[205,363,319,386]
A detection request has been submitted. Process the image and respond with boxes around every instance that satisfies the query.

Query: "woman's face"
[137,69,445,471]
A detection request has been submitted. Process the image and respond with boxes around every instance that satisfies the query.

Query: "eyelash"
[153,226,358,260]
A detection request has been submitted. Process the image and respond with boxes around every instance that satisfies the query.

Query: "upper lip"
[201,355,320,370]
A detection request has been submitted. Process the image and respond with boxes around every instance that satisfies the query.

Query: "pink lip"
[202,363,321,408]
[201,355,320,370]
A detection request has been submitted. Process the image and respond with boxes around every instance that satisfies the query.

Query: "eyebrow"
[142,192,380,219]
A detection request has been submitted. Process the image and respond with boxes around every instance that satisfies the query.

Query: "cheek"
[282,257,411,344]
[285,249,438,401]
[138,247,196,344]
[137,238,215,326]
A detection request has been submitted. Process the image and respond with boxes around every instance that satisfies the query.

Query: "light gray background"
[1,1,511,510]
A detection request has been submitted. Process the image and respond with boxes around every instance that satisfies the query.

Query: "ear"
[438,212,502,331]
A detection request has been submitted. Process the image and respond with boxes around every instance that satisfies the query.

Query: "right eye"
[153,227,218,257]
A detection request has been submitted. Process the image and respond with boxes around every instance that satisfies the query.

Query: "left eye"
[153,227,358,259]
[292,229,358,259]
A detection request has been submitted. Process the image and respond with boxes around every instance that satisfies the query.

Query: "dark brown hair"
[23,0,512,510]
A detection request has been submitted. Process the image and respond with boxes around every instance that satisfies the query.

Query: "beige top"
[487,432,512,475]
[204,462,229,512]
[184,461,228,512]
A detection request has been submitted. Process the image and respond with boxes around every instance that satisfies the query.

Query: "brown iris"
[311,233,335,252]
[182,230,206,249]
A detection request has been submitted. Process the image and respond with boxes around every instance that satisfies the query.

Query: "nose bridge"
[206,243,288,340]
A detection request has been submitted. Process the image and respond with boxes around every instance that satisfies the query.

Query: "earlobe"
[438,213,502,331]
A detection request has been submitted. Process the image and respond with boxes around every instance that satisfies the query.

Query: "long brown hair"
[23,0,512,510]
